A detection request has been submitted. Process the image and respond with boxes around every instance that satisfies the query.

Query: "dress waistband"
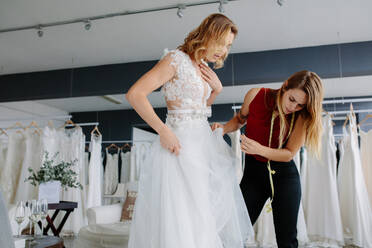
[167,107,212,117]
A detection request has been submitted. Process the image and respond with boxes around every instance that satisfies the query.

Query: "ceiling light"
[84,20,91,30]
[277,0,284,6]
[219,0,228,13]
[37,26,43,37]
[177,5,186,18]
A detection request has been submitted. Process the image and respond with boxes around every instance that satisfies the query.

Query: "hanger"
[323,110,336,126]
[121,143,131,150]
[358,114,372,127]
[0,128,8,137]
[343,115,350,128]
[26,121,42,135]
[106,143,119,150]
[6,122,25,133]
[90,125,102,136]
[59,119,78,129]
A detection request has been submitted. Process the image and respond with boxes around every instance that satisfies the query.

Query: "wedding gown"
[128,49,254,248]
[14,129,42,202]
[57,127,86,234]
[359,127,372,207]
[337,114,372,247]
[302,115,344,247]
[0,140,7,180]
[0,132,25,206]
[120,151,131,184]
[86,134,103,208]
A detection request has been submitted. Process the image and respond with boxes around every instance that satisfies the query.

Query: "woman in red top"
[213,70,324,248]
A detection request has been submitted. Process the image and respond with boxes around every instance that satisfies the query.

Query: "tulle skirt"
[128,118,254,248]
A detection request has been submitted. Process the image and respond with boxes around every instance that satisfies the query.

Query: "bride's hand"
[211,122,224,132]
[159,126,181,155]
[199,63,223,94]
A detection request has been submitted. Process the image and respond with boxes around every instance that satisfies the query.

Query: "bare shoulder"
[239,88,261,121]
[244,88,261,103]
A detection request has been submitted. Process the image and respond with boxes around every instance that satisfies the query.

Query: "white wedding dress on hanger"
[0,140,8,180]
[14,129,43,202]
[86,134,103,208]
[128,49,254,248]
[104,148,119,204]
[359,127,372,207]
[120,151,131,184]
[302,115,344,247]
[57,127,86,234]
[338,113,372,247]
[0,132,25,206]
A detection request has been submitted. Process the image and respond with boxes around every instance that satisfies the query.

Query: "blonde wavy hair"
[276,70,324,156]
[178,13,238,69]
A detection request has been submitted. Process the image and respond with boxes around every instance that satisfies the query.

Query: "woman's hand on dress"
[199,63,223,94]
[211,123,224,133]
[159,126,181,156]
[240,134,263,155]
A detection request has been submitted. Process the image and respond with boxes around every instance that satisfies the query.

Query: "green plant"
[25,152,83,190]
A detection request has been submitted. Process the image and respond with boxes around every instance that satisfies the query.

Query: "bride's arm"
[126,54,175,134]
[126,54,182,155]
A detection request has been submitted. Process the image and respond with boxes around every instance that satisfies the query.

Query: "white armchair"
[76,201,131,248]
[86,203,123,225]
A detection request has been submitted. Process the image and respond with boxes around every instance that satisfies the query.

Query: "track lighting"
[277,0,284,6]
[0,1,239,35]
[219,0,228,13]
[177,5,186,18]
[84,20,91,30]
[37,26,43,37]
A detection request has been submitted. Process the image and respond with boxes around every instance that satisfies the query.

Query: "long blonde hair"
[178,13,238,69]
[276,70,324,156]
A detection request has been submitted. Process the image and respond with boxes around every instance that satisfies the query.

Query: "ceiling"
[1,0,372,118]
[1,0,372,75]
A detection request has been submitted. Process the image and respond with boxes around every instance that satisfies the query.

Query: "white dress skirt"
[337,114,372,247]
[128,118,254,248]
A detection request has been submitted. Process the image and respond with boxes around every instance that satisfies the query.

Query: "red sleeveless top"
[245,88,296,162]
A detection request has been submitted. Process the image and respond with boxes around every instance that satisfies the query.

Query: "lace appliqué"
[160,49,212,126]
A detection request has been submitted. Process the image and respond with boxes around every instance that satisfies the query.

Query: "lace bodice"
[161,49,212,126]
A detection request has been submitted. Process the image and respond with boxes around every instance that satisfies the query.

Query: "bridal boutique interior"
[1,0,372,248]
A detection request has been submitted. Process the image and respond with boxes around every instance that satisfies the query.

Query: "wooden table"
[37,201,77,237]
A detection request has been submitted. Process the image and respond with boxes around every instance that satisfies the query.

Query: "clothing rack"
[66,122,99,127]
[231,98,372,111]
[86,140,152,144]
[0,115,72,122]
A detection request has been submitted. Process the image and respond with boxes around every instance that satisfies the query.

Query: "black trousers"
[241,155,301,248]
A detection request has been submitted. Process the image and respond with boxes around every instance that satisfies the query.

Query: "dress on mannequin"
[338,114,372,247]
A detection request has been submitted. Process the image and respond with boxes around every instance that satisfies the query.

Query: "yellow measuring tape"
[265,111,295,212]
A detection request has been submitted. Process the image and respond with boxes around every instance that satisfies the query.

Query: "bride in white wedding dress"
[126,13,253,248]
